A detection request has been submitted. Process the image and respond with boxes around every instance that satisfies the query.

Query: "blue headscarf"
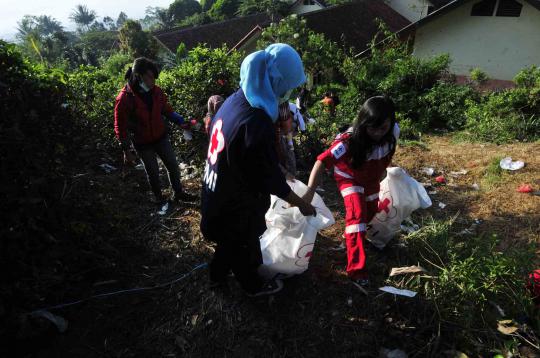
[240,44,306,122]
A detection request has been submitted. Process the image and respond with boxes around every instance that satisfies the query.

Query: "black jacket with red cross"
[201,89,291,220]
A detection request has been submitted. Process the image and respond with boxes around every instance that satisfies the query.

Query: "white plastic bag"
[259,180,335,279]
[367,167,431,249]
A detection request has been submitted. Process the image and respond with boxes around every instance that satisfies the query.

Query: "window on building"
[303,0,315,5]
[471,0,497,15]
[496,0,523,16]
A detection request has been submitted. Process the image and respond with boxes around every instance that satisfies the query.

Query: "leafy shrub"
[158,45,242,161]
[470,67,489,85]
[396,218,537,354]
[66,65,124,147]
[257,15,344,85]
[339,25,454,138]
[420,81,479,130]
[159,45,241,120]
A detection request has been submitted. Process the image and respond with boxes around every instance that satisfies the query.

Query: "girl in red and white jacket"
[303,96,399,288]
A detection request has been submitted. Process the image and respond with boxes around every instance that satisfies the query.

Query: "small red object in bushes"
[527,270,540,305]
[435,176,446,184]
[517,184,533,193]
[217,79,225,86]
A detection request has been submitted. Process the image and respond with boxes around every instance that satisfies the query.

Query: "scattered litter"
[329,242,346,251]
[400,219,420,234]
[500,157,524,171]
[30,310,68,333]
[428,190,437,195]
[379,348,408,358]
[308,117,316,124]
[157,202,169,216]
[99,164,117,173]
[347,297,353,307]
[517,184,533,193]
[421,167,435,176]
[497,320,519,335]
[471,183,480,191]
[489,301,506,317]
[389,266,425,277]
[438,202,447,209]
[182,129,193,141]
[450,169,468,177]
[379,286,417,298]
[435,176,446,184]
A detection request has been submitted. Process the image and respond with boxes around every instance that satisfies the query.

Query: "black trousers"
[201,208,267,294]
[135,135,182,200]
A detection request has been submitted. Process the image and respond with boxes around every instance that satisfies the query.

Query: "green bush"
[66,65,124,146]
[420,81,479,130]
[339,25,454,138]
[159,45,241,120]
[396,218,537,354]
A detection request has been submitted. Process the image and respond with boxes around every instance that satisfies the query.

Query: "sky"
[0,0,174,41]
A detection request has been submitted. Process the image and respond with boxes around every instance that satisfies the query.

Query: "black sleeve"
[243,114,291,199]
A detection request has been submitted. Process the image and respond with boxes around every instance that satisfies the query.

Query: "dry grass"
[395,135,540,252]
[20,135,539,358]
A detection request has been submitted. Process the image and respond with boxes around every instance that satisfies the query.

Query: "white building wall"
[386,0,432,22]
[413,0,540,80]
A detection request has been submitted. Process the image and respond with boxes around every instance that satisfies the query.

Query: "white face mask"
[139,80,151,92]
[278,89,293,104]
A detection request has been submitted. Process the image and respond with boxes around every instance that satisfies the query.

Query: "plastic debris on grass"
[389,266,425,277]
[500,157,525,171]
[450,169,468,177]
[158,202,169,216]
[435,176,446,184]
[438,202,447,209]
[421,167,435,176]
[517,184,533,193]
[379,286,417,298]
[99,164,117,173]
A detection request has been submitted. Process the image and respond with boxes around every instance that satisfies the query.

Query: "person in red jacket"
[114,57,195,205]
[302,96,399,289]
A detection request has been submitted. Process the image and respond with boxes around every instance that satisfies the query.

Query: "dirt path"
[23,135,539,357]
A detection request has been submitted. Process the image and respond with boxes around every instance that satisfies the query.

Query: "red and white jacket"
[317,123,400,199]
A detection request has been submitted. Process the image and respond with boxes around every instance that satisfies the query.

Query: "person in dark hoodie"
[114,57,196,206]
[201,44,315,297]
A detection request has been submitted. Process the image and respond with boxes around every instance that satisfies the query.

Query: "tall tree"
[70,5,97,32]
[143,6,175,30]
[200,0,217,11]
[116,12,129,28]
[118,20,159,59]
[103,16,117,30]
[168,0,202,23]
[236,0,289,18]
[208,0,241,20]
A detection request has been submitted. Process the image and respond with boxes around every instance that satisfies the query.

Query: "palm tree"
[70,4,97,32]
[16,15,37,41]
[36,15,63,36]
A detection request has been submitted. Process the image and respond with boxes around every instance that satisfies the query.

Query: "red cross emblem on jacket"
[208,119,225,165]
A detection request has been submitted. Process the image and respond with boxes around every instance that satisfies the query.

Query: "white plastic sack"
[259,180,335,279]
[367,167,432,249]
